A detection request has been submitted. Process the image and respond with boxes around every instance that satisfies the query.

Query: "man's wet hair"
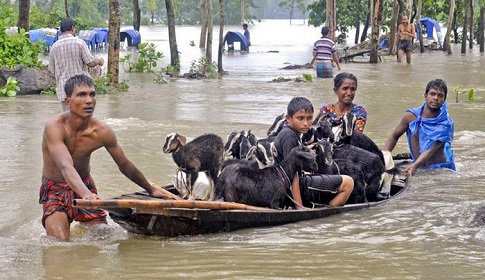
[425,79,448,101]
[333,72,358,91]
[242,23,248,29]
[321,26,329,36]
[287,97,314,117]
[60,17,76,33]
[65,74,95,97]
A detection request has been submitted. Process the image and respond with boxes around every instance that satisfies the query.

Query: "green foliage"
[29,5,64,29]
[189,57,219,79]
[454,86,478,103]
[0,24,45,68]
[94,74,130,94]
[301,73,313,82]
[0,76,20,97]
[40,86,56,96]
[120,43,164,73]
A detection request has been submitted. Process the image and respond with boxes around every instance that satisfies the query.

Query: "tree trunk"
[17,0,30,32]
[199,0,208,49]
[370,0,382,63]
[218,0,225,74]
[416,0,424,53]
[354,23,360,44]
[469,0,474,49]
[206,0,214,62]
[480,6,484,52]
[241,0,245,24]
[389,0,400,54]
[360,0,371,43]
[462,0,471,53]
[165,0,179,68]
[108,0,121,85]
[406,0,413,16]
[64,0,70,17]
[133,0,141,31]
[444,0,455,54]
[326,0,336,41]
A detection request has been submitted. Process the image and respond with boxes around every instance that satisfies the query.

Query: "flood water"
[1,20,485,279]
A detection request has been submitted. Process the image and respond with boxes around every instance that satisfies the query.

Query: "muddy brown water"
[1,20,485,279]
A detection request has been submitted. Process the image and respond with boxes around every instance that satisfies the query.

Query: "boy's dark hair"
[243,23,248,29]
[321,26,329,36]
[425,79,448,101]
[60,17,76,33]
[65,74,94,97]
[287,97,314,117]
[333,72,358,91]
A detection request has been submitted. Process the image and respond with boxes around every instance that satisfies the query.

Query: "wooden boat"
[74,159,411,238]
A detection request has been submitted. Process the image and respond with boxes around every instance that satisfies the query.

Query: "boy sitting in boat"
[273,97,354,209]
[383,79,455,175]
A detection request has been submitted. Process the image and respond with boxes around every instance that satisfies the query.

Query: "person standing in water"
[312,26,341,78]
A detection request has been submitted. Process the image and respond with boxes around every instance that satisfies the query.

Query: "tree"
[278,0,304,24]
[145,0,158,24]
[479,5,484,52]
[205,0,214,63]
[200,0,208,49]
[165,0,179,68]
[17,0,30,32]
[443,0,455,54]
[64,0,70,18]
[218,0,225,73]
[133,0,141,31]
[369,0,383,63]
[416,0,424,53]
[326,0,336,41]
[108,0,121,85]
[462,0,471,53]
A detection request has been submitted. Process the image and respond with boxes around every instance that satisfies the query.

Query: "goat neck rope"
[276,165,291,189]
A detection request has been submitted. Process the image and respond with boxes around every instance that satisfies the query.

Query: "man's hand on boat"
[147,187,175,199]
[403,164,417,176]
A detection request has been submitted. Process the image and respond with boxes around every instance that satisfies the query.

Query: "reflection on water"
[1,20,485,279]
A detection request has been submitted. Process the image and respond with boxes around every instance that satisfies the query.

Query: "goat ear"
[178,135,187,145]
[271,143,278,157]
[246,145,257,159]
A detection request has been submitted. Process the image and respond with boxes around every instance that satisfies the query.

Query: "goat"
[246,138,277,168]
[311,140,367,204]
[215,146,318,209]
[223,130,257,160]
[267,113,286,137]
[163,133,224,200]
[332,144,385,202]
[337,112,385,165]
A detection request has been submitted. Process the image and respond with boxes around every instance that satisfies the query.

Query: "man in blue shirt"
[383,79,455,175]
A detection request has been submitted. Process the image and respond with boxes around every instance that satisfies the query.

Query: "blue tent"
[224,31,250,51]
[417,17,442,48]
[120,29,141,47]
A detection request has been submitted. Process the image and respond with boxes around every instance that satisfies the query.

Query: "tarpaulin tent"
[417,17,442,48]
[224,31,250,51]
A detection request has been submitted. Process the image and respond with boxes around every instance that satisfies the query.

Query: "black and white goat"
[312,140,367,204]
[215,146,318,209]
[267,113,286,137]
[224,130,277,169]
[163,133,224,200]
[223,130,257,160]
[246,138,277,168]
[337,112,385,165]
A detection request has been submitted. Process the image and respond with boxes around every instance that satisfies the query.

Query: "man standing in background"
[49,17,104,111]
[312,26,341,78]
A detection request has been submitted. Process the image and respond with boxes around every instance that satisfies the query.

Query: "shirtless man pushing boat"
[39,74,171,241]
